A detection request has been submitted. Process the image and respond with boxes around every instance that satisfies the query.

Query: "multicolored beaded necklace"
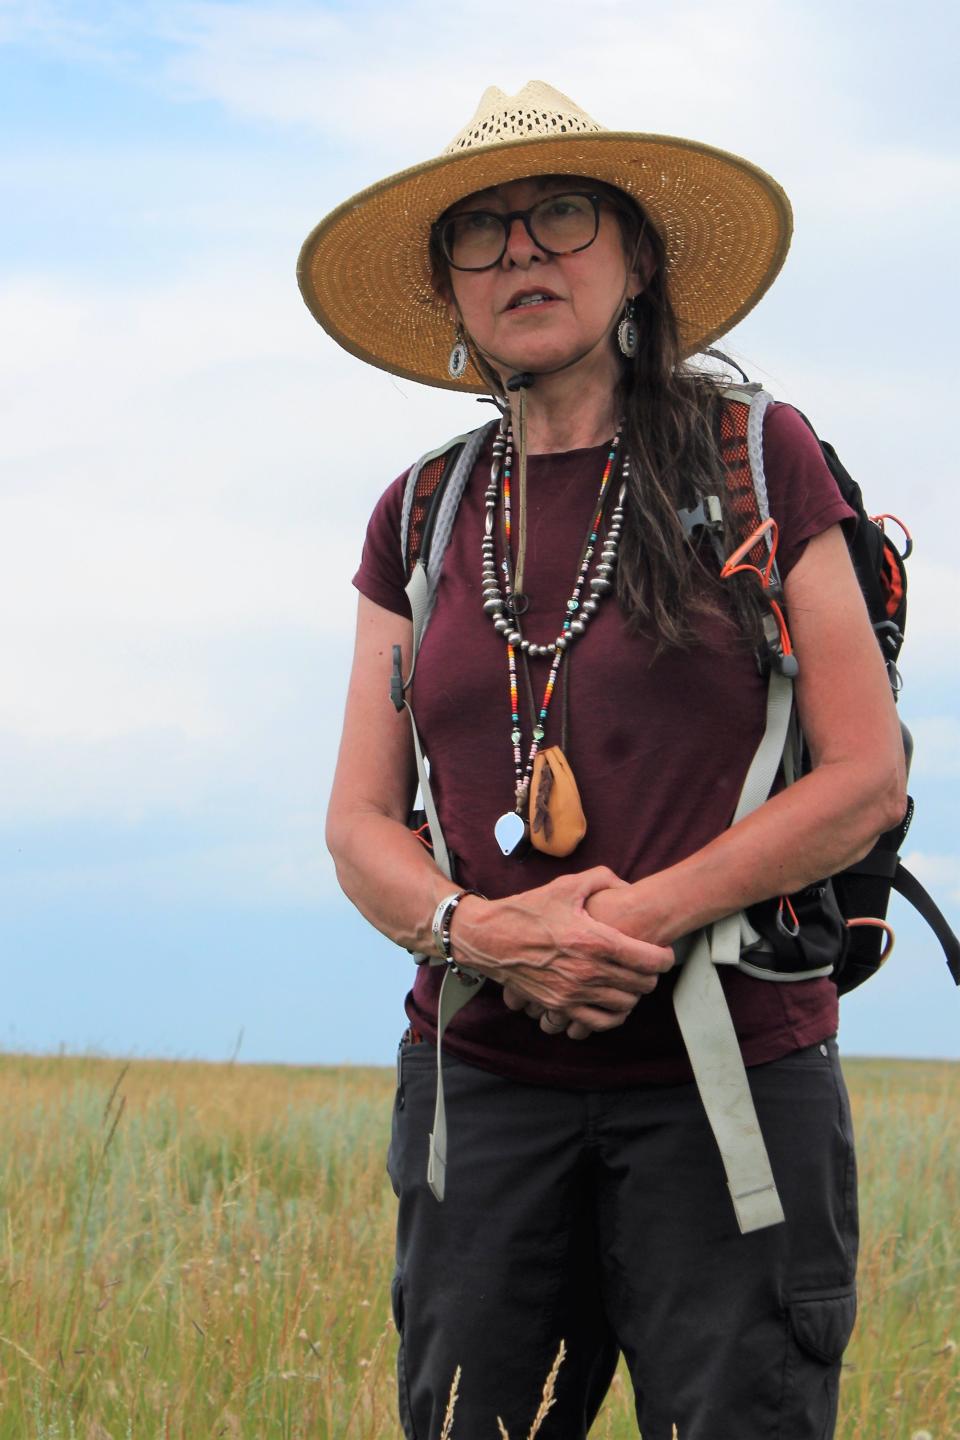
[482,418,628,856]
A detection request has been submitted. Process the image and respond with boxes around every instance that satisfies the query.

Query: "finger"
[580,968,663,998]
[564,990,659,1034]
[539,1010,568,1035]
[594,930,676,978]
[503,986,556,1022]
[564,1009,628,1035]
[571,866,635,901]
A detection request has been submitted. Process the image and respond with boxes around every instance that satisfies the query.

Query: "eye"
[538,195,588,219]
[455,210,501,235]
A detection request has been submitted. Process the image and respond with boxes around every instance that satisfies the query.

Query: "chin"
[491,346,580,380]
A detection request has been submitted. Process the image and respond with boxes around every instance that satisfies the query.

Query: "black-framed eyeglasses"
[435,192,610,272]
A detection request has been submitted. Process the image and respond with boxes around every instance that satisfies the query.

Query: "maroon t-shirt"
[353,404,855,1087]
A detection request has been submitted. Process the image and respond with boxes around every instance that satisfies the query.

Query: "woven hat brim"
[297,131,793,392]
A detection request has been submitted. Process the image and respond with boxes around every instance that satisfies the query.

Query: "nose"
[500,214,544,269]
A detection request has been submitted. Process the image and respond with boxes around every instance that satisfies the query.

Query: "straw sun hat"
[296,81,793,393]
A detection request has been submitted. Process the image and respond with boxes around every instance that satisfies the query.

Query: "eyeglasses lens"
[443,194,598,270]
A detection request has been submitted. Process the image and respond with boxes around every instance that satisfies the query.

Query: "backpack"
[389,390,959,1228]
[393,395,960,994]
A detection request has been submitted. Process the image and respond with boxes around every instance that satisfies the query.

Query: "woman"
[299,83,905,1439]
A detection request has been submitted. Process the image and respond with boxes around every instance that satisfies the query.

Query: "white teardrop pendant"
[494,810,528,857]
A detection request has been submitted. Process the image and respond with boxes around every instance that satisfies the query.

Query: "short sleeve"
[762,403,857,580]
[352,469,412,619]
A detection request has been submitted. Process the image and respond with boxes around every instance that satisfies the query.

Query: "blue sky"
[1,0,958,1065]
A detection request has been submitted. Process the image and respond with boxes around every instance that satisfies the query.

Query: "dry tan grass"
[441,1364,461,1440]
[0,1051,955,1438]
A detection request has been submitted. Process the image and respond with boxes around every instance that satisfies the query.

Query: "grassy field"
[0,1051,956,1439]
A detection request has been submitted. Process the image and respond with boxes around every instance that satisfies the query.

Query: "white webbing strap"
[403,697,453,884]
[406,561,431,675]
[426,967,483,1200]
[401,562,485,1202]
[400,561,454,881]
[398,612,485,1201]
[672,654,795,1230]
[401,678,485,1201]
[731,667,794,824]
[673,931,785,1233]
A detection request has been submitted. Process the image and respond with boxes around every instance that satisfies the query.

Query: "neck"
[504,353,622,455]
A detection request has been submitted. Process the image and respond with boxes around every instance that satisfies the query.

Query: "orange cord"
[720,517,794,658]
[777,894,800,936]
[720,517,779,586]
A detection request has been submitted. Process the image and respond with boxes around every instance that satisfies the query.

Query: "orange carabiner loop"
[871,513,913,561]
[846,917,895,962]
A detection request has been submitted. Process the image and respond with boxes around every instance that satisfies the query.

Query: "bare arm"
[585,524,907,948]
[326,595,674,1031]
[325,598,452,952]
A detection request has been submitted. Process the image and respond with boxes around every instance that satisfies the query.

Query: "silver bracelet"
[430,890,482,970]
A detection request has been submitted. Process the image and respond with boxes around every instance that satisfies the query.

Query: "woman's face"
[442,175,645,386]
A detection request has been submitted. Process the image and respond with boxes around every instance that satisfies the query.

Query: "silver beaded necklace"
[482,418,628,856]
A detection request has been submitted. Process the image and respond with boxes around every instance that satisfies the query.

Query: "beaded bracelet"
[430,890,484,972]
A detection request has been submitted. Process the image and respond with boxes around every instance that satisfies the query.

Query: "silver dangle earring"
[448,328,470,380]
[617,298,639,359]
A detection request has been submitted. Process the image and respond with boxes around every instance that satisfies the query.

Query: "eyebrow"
[451,176,588,209]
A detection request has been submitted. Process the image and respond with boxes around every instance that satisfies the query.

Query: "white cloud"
[902,849,960,904]
[906,717,960,780]
[3,812,338,905]
[2,0,957,834]
[0,0,124,61]
[150,0,839,172]
[0,255,473,834]
[0,620,348,821]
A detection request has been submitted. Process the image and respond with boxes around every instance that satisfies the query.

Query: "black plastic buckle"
[390,644,405,712]
[677,494,724,542]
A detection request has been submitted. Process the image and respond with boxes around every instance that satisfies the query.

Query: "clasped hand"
[452,868,674,1041]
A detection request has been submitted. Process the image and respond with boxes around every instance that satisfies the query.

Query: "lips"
[505,288,560,311]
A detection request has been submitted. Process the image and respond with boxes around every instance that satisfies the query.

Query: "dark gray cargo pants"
[387,1034,858,1439]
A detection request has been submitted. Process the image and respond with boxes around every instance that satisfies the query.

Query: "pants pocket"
[782,1286,857,1439]
[391,1271,418,1439]
[789,1287,857,1364]
[386,1035,410,1199]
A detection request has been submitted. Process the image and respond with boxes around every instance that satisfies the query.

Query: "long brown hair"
[614,206,765,650]
[430,182,765,650]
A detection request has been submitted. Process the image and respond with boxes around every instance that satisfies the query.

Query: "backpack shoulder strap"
[718,385,780,579]
[401,434,469,576]
[401,419,499,576]
[391,417,499,870]
[399,420,498,674]
[394,424,499,1202]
